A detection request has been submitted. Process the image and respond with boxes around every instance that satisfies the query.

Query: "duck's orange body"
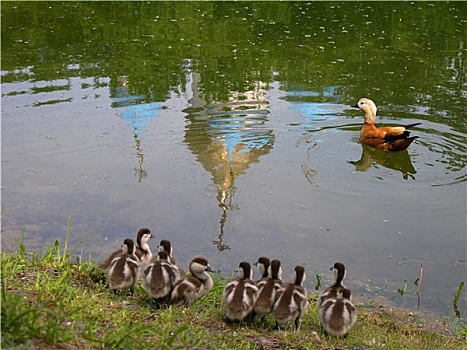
[351,98,420,151]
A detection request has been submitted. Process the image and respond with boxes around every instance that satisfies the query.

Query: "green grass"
[1,229,466,349]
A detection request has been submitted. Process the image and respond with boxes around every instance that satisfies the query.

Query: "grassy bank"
[1,236,466,350]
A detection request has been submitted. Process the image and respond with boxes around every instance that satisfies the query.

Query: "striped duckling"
[272,266,309,331]
[253,259,285,321]
[107,238,140,295]
[317,262,356,337]
[170,256,214,306]
[223,262,258,323]
[142,251,181,308]
[97,228,153,272]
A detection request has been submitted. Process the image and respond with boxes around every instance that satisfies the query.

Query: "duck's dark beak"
[350,104,359,108]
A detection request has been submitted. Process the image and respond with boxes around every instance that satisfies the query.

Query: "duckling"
[272,266,309,331]
[317,262,349,309]
[97,228,153,272]
[142,251,181,308]
[223,262,258,323]
[253,259,285,321]
[351,98,421,151]
[170,256,214,306]
[107,238,139,295]
[133,228,154,266]
[318,287,357,337]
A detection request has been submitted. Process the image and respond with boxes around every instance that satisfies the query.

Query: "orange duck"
[351,98,421,151]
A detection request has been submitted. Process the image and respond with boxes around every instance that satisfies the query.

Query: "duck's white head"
[351,98,377,122]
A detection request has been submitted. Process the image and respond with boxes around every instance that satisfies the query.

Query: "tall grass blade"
[453,281,464,318]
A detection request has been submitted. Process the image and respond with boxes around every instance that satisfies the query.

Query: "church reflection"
[183,72,274,251]
[349,144,417,180]
[112,76,163,182]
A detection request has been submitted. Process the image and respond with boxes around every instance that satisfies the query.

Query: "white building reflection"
[183,72,274,251]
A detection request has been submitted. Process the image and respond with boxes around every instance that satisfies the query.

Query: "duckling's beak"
[330,267,333,271]
[350,103,359,108]
[253,261,258,266]
[205,266,214,272]
[150,234,154,238]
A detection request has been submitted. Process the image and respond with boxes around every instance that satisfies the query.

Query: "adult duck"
[351,98,421,151]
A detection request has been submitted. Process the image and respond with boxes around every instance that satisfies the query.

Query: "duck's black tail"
[404,122,422,130]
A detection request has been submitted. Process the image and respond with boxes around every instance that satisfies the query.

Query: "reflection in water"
[286,86,343,187]
[349,144,417,180]
[184,72,274,251]
[285,85,342,124]
[112,76,163,182]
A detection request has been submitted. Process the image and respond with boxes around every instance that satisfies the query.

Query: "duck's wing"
[382,123,421,141]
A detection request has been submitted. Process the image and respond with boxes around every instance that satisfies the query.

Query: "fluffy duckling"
[254,256,270,281]
[170,256,214,306]
[253,259,285,321]
[107,238,139,295]
[97,228,153,272]
[223,262,258,323]
[351,98,421,151]
[317,262,349,309]
[272,266,309,331]
[317,262,356,337]
[318,287,357,337]
[142,251,181,308]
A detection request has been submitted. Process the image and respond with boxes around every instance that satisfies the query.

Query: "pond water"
[1,2,466,319]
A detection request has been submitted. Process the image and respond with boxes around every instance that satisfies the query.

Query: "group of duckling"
[97,228,213,307]
[223,257,356,336]
[97,228,356,337]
